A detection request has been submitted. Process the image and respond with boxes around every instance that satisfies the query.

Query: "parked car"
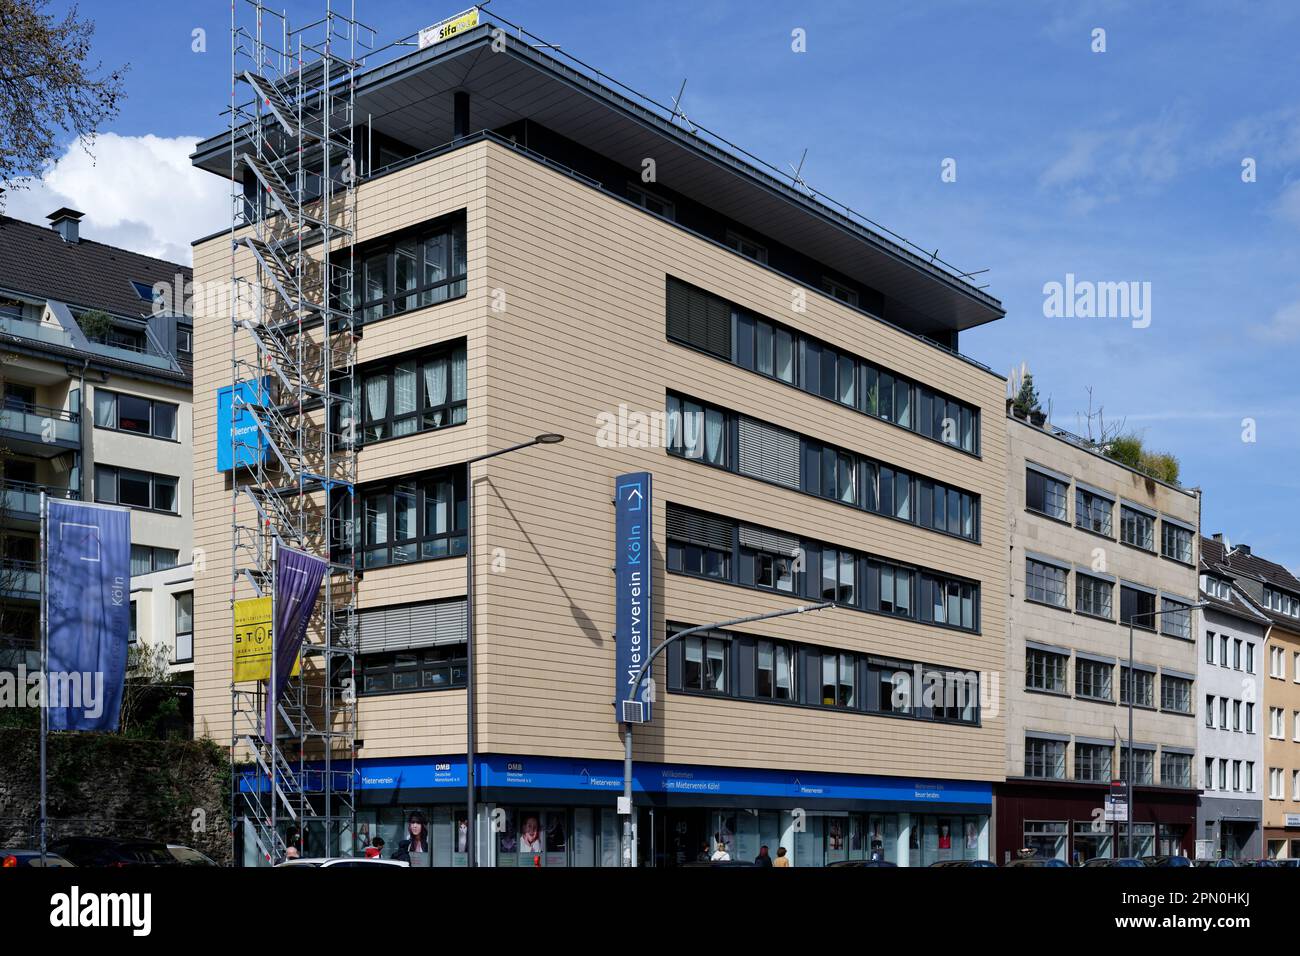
[1002,857,1068,867]
[1193,858,1238,867]
[1242,859,1280,867]
[1082,857,1145,867]
[1142,855,1192,867]
[929,859,996,867]
[827,859,897,867]
[274,857,409,867]
[1272,858,1300,868]
[167,844,219,866]
[2,850,75,867]
[48,837,179,867]
[679,859,759,868]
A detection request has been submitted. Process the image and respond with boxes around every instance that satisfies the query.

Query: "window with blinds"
[666,277,732,359]
[356,598,467,655]
[666,504,735,551]
[737,417,800,488]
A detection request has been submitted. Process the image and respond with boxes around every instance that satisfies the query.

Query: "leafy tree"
[1104,433,1180,485]
[0,0,127,211]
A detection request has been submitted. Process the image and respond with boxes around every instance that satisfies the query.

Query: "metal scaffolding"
[227,0,373,865]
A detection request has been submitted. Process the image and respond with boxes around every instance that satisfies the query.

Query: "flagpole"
[38,491,47,865]
[269,536,278,864]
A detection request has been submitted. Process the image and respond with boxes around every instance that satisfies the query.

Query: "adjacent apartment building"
[1202,539,1300,859]
[0,209,194,674]
[996,408,1201,863]
[190,17,1010,865]
[1196,534,1267,861]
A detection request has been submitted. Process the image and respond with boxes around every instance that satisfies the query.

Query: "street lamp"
[465,433,564,867]
[1123,600,1207,857]
[620,601,836,867]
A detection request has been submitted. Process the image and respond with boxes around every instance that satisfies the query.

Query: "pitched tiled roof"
[1202,534,1300,629]
[0,214,190,319]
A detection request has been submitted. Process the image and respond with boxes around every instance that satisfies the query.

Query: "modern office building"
[1196,534,1266,861]
[0,209,193,671]
[1202,539,1300,859]
[190,12,1010,865]
[996,408,1201,863]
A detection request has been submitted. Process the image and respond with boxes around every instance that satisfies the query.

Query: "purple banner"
[265,544,328,733]
[45,500,131,731]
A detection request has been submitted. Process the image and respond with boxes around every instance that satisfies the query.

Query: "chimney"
[1237,544,1251,557]
[48,207,84,243]
[1212,533,1224,543]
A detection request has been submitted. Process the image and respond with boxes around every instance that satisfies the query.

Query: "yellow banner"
[232,597,298,682]
[418,8,480,48]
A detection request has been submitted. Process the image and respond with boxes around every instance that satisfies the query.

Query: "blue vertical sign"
[45,499,131,731]
[216,378,268,472]
[614,472,653,723]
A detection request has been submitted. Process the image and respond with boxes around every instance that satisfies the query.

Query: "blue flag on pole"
[45,499,131,732]
[265,544,329,733]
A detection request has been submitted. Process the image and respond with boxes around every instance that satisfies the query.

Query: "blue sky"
[27,0,1300,568]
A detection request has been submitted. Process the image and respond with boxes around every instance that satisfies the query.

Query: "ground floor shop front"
[1196,796,1262,861]
[1263,822,1300,860]
[994,779,1197,864]
[245,752,994,866]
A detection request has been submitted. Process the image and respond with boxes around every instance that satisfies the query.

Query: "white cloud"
[1274,179,1300,228]
[4,133,229,265]
[1251,297,1300,343]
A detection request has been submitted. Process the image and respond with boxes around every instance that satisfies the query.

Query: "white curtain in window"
[451,347,467,423]
[705,408,724,464]
[393,362,417,436]
[424,359,448,426]
[682,401,702,458]
[365,374,387,423]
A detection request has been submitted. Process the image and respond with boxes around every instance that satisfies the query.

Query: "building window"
[867,560,914,618]
[94,466,178,514]
[1025,737,1066,779]
[1269,768,1283,800]
[1076,658,1113,701]
[820,651,856,708]
[345,343,466,446]
[93,389,178,440]
[666,394,731,467]
[1025,468,1067,520]
[1246,701,1255,734]
[1270,645,1285,679]
[755,640,795,701]
[820,549,855,605]
[1119,585,1156,630]
[1075,488,1113,535]
[1022,821,1066,860]
[1160,521,1193,563]
[1075,743,1113,783]
[821,277,858,306]
[724,230,767,264]
[360,645,466,695]
[355,214,466,322]
[1025,558,1068,608]
[1161,751,1192,788]
[336,469,467,569]
[666,506,734,582]
[1247,643,1255,674]
[1119,667,1155,708]
[1026,648,1067,694]
[666,277,980,454]
[626,183,675,220]
[173,591,193,663]
[1120,506,1155,550]
[1246,761,1254,792]
[1233,638,1242,670]
[681,633,728,694]
[1160,674,1192,714]
[128,601,138,644]
[918,573,977,630]
[1205,695,1215,728]
[1205,631,1215,664]
[1075,574,1113,619]
[1271,707,1284,739]
[131,545,180,575]
[1159,597,1192,640]
[1121,747,1155,785]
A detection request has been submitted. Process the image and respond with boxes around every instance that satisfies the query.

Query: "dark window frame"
[346,340,468,447]
[354,212,467,324]
[94,465,179,514]
[336,467,468,570]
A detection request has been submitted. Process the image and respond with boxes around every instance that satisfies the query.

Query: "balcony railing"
[0,313,74,349]
[0,400,80,446]
[0,479,81,519]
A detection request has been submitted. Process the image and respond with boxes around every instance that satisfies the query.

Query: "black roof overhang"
[192,24,1004,338]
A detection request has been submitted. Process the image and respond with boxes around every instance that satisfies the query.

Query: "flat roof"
[193,19,1004,340]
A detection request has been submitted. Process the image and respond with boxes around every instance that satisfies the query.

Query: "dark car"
[827,859,897,867]
[167,844,219,866]
[1142,855,1192,867]
[929,859,996,868]
[1193,858,1238,867]
[1273,858,1300,868]
[1082,857,1145,867]
[1242,859,1280,867]
[1002,857,1068,867]
[48,837,179,868]
[2,850,74,867]
[679,860,759,867]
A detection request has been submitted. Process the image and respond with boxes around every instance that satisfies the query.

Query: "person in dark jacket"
[755,845,774,867]
[392,811,430,863]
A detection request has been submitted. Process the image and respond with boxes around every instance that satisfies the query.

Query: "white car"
[274,857,408,867]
